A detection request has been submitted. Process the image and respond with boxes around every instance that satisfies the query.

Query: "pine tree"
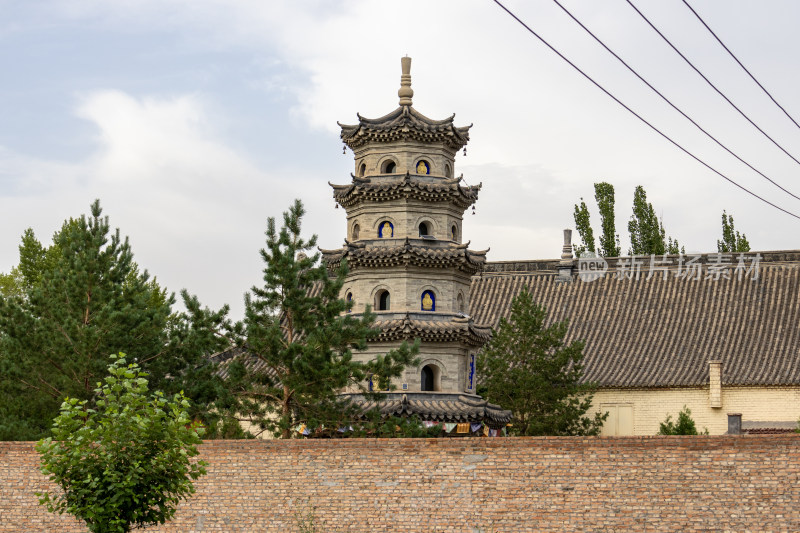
[658,406,707,435]
[628,185,682,255]
[0,200,234,440]
[717,210,751,253]
[223,200,419,439]
[478,290,606,436]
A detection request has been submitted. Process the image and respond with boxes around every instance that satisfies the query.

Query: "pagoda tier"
[370,312,492,347]
[338,105,471,151]
[320,238,488,275]
[341,392,512,428]
[330,173,481,210]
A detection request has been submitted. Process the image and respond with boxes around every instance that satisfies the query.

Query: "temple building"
[322,57,511,430]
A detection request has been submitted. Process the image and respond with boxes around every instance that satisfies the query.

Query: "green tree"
[478,290,606,436]
[717,210,751,252]
[658,405,707,435]
[36,353,207,533]
[628,185,682,255]
[0,200,235,440]
[223,200,419,439]
[594,182,621,257]
[0,266,25,299]
[573,182,621,257]
[573,197,596,257]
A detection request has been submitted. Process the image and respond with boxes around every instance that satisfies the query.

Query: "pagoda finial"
[398,56,413,106]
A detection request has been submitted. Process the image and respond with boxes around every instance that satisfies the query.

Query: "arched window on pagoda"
[421,290,435,312]
[457,293,465,314]
[376,290,390,311]
[421,364,440,391]
[358,162,366,177]
[450,224,458,241]
[418,221,430,237]
[345,291,353,313]
[381,159,397,174]
[378,221,393,238]
[352,223,360,240]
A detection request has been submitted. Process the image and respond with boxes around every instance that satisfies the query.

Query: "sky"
[2,0,799,318]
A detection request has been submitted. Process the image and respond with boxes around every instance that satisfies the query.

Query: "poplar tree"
[573,182,620,257]
[717,210,750,253]
[223,200,418,439]
[628,185,682,255]
[594,182,621,258]
[478,290,606,436]
[573,198,596,258]
[0,200,234,440]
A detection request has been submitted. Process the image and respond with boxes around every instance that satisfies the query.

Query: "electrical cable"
[682,0,800,133]
[626,0,800,170]
[552,0,800,202]
[490,0,800,221]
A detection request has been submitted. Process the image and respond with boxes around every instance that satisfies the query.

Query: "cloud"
[0,89,303,317]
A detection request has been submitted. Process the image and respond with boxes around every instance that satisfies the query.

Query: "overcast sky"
[2,0,799,318]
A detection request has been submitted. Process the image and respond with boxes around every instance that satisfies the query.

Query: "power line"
[552,0,800,202]
[626,0,800,170]
[682,0,800,133]
[489,0,800,221]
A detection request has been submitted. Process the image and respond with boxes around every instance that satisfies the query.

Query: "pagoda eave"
[367,314,492,347]
[341,391,512,428]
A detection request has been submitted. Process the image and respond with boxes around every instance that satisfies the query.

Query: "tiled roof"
[330,173,480,209]
[371,312,492,347]
[342,392,512,428]
[338,105,471,150]
[470,251,800,388]
[321,239,487,274]
[741,421,797,434]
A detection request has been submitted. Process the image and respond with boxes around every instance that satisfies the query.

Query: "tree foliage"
[223,200,418,438]
[594,182,621,257]
[573,198,596,258]
[36,354,206,533]
[717,210,750,253]
[628,185,682,255]
[658,405,707,435]
[0,200,235,440]
[478,290,606,436]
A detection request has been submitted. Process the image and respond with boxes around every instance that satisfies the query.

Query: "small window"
[377,290,390,311]
[345,291,353,313]
[421,364,440,391]
[418,221,430,237]
[381,160,397,174]
[358,163,366,177]
[457,293,465,313]
[416,160,430,174]
[421,290,435,311]
[378,221,393,238]
[352,223,360,240]
[445,163,452,178]
[451,224,458,241]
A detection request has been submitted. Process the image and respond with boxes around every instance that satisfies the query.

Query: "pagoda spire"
[398,56,413,106]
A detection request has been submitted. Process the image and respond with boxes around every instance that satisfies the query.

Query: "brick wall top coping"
[6,434,800,452]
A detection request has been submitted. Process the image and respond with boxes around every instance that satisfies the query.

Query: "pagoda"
[322,58,510,430]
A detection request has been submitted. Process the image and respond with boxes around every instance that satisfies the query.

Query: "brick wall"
[3,436,800,532]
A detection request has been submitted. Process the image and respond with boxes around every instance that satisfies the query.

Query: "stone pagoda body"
[322,58,510,429]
